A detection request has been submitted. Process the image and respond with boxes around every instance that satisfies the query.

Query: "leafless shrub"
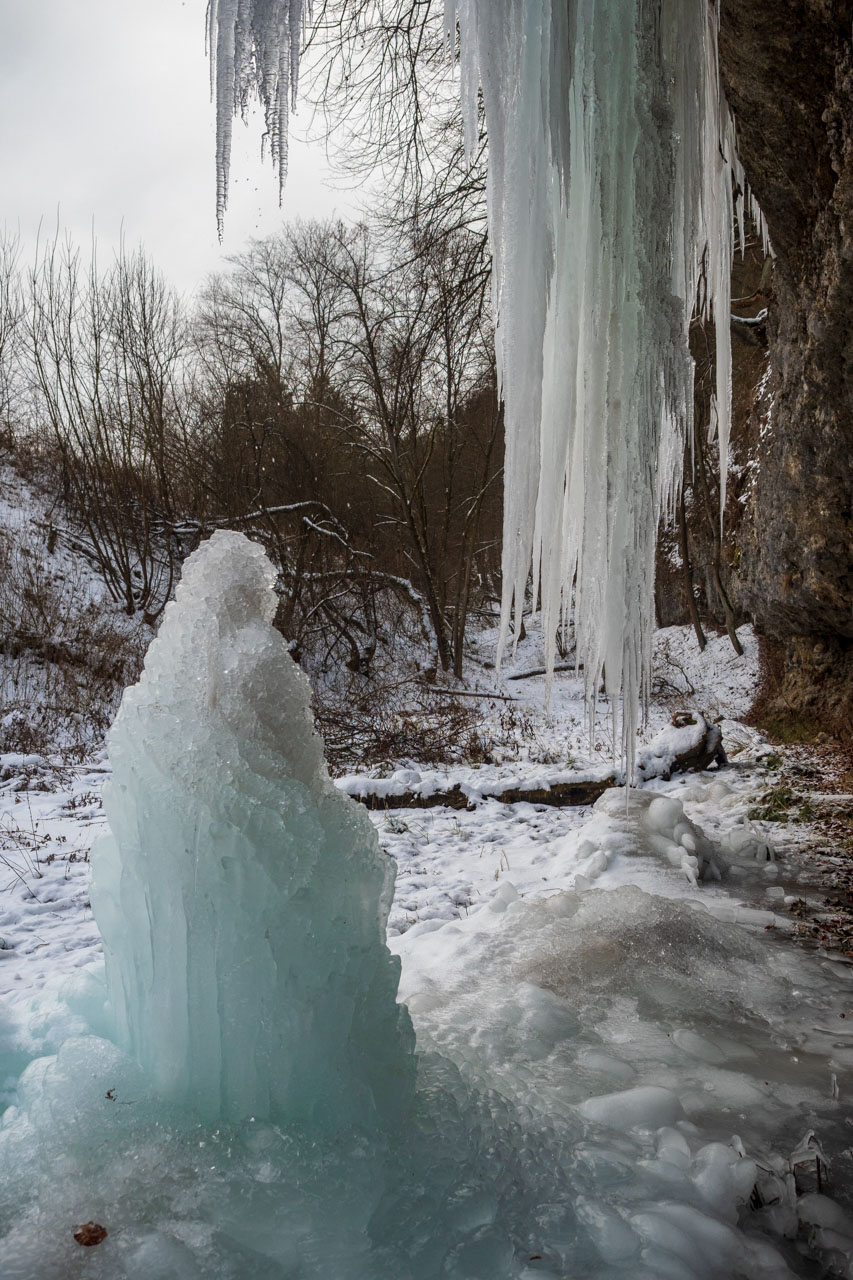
[0,522,146,758]
[25,239,189,620]
[314,675,482,772]
[651,635,698,707]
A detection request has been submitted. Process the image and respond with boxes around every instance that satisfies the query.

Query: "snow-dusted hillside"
[0,459,149,760]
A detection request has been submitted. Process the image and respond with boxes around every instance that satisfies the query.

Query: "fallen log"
[350,775,615,812]
[343,710,726,811]
[505,663,581,681]
[413,684,518,702]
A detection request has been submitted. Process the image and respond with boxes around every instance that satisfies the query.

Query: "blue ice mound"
[90,530,414,1124]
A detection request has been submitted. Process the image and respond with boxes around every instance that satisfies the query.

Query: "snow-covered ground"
[0,615,762,1038]
[1,609,852,1278]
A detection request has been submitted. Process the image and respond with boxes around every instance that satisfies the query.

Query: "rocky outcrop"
[719,2,853,735]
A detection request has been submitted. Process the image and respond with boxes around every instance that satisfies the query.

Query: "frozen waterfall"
[1,548,848,1279]
[90,531,415,1123]
[446,0,757,763]
[209,0,762,766]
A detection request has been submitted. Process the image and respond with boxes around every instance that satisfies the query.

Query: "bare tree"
[306,2,489,260]
[193,218,501,675]
[290,219,499,672]
[26,239,189,620]
[0,231,23,442]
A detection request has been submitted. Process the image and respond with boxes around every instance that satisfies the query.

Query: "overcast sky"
[0,0,356,297]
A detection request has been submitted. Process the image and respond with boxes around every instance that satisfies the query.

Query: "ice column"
[91,531,414,1125]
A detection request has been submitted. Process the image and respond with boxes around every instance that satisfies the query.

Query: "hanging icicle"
[445,0,765,769]
[208,1,767,772]
[207,0,310,238]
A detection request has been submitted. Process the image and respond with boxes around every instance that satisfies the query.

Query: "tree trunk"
[677,490,706,652]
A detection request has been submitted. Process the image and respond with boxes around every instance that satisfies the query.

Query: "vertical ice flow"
[91,531,415,1124]
[446,0,765,764]
[208,2,767,761]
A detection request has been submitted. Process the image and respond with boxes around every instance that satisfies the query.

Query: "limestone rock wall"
[719,2,853,732]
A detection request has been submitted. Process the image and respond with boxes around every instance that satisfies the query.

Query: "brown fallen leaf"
[73,1222,108,1247]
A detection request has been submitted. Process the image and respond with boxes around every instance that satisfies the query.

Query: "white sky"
[0,0,357,298]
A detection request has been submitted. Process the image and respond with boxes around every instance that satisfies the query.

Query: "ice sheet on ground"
[2,790,850,1276]
[3,873,851,1278]
[395,883,853,1276]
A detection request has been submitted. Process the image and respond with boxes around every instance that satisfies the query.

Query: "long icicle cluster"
[209,0,764,770]
[207,0,309,239]
[445,0,763,768]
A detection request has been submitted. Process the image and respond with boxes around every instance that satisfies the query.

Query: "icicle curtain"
[208,0,309,238]
[209,0,763,763]
[445,0,761,763]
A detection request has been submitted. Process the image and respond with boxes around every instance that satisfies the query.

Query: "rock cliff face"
[719,2,853,734]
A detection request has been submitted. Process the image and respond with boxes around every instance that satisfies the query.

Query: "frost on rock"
[445,0,765,766]
[90,530,414,1124]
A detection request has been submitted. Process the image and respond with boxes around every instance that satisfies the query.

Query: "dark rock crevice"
[718,2,853,734]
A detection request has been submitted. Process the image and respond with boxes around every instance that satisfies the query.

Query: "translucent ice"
[592,787,724,885]
[2,877,850,1276]
[90,531,414,1124]
[445,0,764,764]
[207,3,767,763]
[1,547,848,1277]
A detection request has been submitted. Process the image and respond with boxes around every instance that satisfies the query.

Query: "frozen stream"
[0,537,850,1279]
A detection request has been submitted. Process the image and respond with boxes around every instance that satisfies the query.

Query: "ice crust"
[3,881,852,1278]
[397,886,853,1276]
[591,787,725,887]
[90,531,414,1124]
